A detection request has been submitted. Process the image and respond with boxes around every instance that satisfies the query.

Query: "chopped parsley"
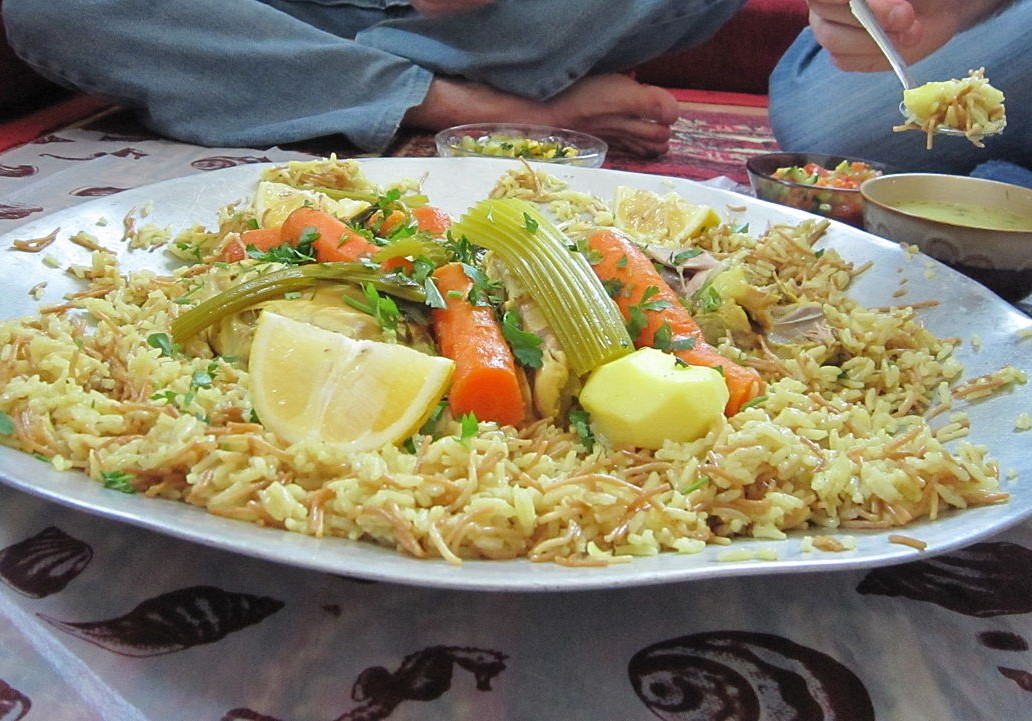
[682,474,710,494]
[501,311,543,368]
[101,470,136,494]
[670,248,703,265]
[653,322,697,353]
[247,234,317,264]
[146,332,178,358]
[522,212,539,233]
[569,409,595,452]
[460,263,502,307]
[694,283,723,313]
[344,283,400,336]
[0,411,14,436]
[459,412,479,440]
[626,285,673,339]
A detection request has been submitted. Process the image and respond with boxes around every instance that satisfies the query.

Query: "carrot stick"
[412,205,452,236]
[219,226,285,262]
[280,206,380,263]
[585,228,764,415]
[371,206,452,237]
[367,209,406,236]
[431,262,525,427]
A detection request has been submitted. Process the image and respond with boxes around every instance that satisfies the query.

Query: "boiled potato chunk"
[579,347,729,449]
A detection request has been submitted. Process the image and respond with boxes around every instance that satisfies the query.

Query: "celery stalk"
[171,263,424,343]
[451,198,632,375]
[310,185,429,208]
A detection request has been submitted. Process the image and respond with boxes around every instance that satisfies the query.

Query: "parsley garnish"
[670,248,703,265]
[695,283,723,313]
[0,411,14,436]
[459,412,479,440]
[146,332,178,358]
[460,263,502,307]
[150,360,218,418]
[422,276,447,310]
[420,400,448,436]
[626,286,673,339]
[101,470,136,494]
[682,474,710,494]
[522,212,539,233]
[445,233,480,265]
[740,394,768,410]
[569,410,595,452]
[344,283,400,336]
[501,311,543,368]
[247,236,316,265]
[602,278,625,299]
[653,323,697,353]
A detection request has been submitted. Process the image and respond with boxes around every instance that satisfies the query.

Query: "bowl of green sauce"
[861,173,1032,301]
[435,123,607,167]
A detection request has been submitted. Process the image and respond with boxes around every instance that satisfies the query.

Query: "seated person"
[768,0,1031,181]
[2,0,748,157]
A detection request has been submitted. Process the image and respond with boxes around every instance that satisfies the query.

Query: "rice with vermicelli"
[0,158,1022,565]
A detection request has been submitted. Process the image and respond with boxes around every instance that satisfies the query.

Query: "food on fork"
[896,68,1006,149]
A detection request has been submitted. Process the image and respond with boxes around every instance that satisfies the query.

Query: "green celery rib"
[310,186,429,208]
[170,263,425,343]
[451,198,632,376]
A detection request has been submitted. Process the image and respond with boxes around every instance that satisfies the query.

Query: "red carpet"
[0,94,110,153]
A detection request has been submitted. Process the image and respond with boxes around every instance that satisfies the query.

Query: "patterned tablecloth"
[1,124,1031,721]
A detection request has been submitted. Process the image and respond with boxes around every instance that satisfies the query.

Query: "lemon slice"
[613,186,720,245]
[249,312,454,450]
[252,180,370,228]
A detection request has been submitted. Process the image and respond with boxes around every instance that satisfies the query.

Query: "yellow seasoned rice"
[0,158,1023,565]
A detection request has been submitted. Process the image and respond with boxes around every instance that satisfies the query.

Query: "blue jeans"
[3,0,745,151]
[768,1,1032,174]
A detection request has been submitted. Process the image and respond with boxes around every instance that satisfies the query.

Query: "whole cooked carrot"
[431,262,525,427]
[280,206,380,263]
[585,228,764,415]
[219,226,285,262]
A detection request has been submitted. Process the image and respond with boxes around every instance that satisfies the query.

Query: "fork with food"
[846,0,1006,147]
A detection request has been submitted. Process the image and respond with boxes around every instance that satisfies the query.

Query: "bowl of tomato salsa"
[746,152,895,228]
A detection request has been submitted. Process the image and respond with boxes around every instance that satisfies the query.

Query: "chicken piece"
[490,257,580,421]
[207,285,433,364]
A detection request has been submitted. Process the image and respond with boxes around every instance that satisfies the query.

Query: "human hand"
[805,0,1009,70]
[409,0,496,16]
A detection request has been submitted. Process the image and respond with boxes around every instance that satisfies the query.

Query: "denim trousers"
[3,0,745,152]
[768,1,1032,175]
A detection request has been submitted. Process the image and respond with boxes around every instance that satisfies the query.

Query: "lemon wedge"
[252,180,370,228]
[613,186,719,245]
[249,312,454,450]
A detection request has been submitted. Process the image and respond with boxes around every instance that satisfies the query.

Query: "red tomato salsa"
[772,160,881,190]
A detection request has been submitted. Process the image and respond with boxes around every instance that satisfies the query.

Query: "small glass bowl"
[746,152,895,228]
[435,123,608,168]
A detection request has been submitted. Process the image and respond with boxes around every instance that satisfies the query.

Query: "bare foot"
[402,73,679,156]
